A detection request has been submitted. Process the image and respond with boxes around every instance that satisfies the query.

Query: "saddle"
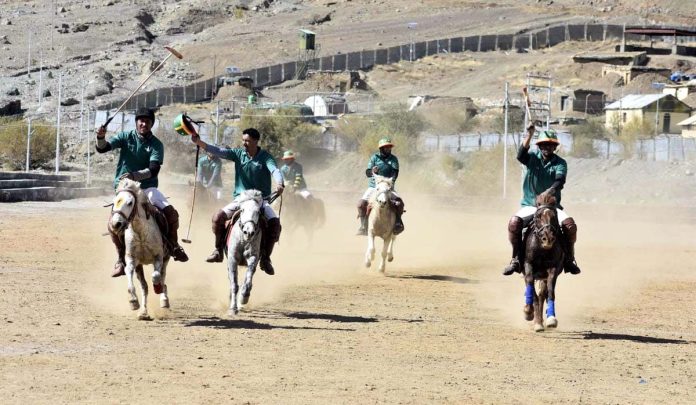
[366,197,403,218]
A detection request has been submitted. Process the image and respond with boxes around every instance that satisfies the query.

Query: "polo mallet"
[177,113,205,244]
[101,46,183,130]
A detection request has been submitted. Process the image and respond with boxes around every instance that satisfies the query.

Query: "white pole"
[55,72,62,174]
[655,97,660,136]
[38,50,43,106]
[215,100,220,144]
[87,107,91,186]
[79,85,84,143]
[503,82,509,199]
[27,30,31,77]
[26,119,32,172]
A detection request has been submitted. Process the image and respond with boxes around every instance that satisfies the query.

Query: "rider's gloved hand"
[372,166,379,175]
[119,172,135,180]
[276,183,285,195]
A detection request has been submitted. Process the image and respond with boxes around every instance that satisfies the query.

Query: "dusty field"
[1,186,696,404]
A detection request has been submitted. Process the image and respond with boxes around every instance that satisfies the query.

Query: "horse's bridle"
[532,204,559,236]
[238,199,262,230]
[110,188,139,228]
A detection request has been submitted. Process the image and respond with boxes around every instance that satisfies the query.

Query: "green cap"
[378,138,394,148]
[536,130,560,145]
[282,150,296,160]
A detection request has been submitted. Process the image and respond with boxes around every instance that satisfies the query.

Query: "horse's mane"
[237,189,263,205]
[536,192,557,207]
[117,178,157,216]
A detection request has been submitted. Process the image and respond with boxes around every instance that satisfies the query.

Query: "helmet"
[135,107,155,122]
[378,138,394,148]
[282,150,296,160]
[536,130,560,145]
[173,113,197,137]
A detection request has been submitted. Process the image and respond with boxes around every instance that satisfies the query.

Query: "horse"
[225,190,265,316]
[521,192,565,332]
[108,178,171,320]
[272,185,325,244]
[364,175,397,273]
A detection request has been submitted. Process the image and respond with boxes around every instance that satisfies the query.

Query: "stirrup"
[112,260,125,278]
[502,259,520,276]
[205,249,223,263]
[172,246,189,262]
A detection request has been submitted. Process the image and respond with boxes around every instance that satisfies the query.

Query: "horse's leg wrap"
[391,197,405,235]
[260,217,281,275]
[206,209,229,263]
[162,206,189,262]
[109,230,126,277]
[356,199,368,235]
[503,216,523,276]
[561,218,581,274]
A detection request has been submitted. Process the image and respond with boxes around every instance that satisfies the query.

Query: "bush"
[570,118,607,158]
[0,117,61,170]
[239,107,321,158]
[335,103,426,157]
[613,117,653,158]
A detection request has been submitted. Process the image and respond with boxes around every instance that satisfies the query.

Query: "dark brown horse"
[522,192,565,332]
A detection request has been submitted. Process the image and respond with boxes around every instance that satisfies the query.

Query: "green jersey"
[367,153,399,188]
[281,161,307,189]
[107,130,163,190]
[519,148,567,209]
[197,155,223,187]
[213,147,279,198]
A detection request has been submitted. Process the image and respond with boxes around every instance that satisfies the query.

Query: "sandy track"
[1,194,695,404]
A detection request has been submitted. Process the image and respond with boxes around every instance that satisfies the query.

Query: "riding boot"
[206,209,229,263]
[561,218,581,275]
[392,197,405,235]
[503,216,524,276]
[109,230,126,277]
[260,217,281,275]
[162,205,189,262]
[356,199,368,236]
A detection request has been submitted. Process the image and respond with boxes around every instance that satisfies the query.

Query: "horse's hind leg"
[135,265,150,321]
[125,259,139,311]
[239,257,258,308]
[227,258,239,316]
[387,235,395,262]
[523,263,534,322]
[365,234,375,268]
[159,258,170,309]
[545,268,559,328]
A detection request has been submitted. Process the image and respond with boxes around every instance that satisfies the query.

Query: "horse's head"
[373,175,394,208]
[109,179,143,233]
[238,190,263,242]
[534,193,560,250]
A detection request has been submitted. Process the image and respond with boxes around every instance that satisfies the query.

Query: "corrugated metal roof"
[677,115,696,126]
[604,94,667,110]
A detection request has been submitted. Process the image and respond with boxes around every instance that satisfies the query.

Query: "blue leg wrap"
[524,284,534,306]
[547,299,556,317]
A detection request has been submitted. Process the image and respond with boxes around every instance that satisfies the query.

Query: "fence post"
[87,107,91,186]
[55,72,62,174]
[26,119,32,172]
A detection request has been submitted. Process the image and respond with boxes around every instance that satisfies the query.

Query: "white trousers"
[515,206,569,224]
[221,196,277,219]
[142,187,170,210]
[361,187,400,201]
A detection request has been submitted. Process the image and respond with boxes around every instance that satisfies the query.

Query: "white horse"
[108,178,170,320]
[226,190,264,316]
[365,175,396,273]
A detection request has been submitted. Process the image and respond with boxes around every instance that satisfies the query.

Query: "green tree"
[0,117,61,170]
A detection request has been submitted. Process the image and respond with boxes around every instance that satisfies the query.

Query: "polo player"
[96,107,189,278]
[280,150,313,199]
[503,125,580,276]
[356,137,405,236]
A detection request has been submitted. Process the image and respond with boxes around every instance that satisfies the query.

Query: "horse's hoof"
[130,300,140,311]
[364,260,371,268]
[534,323,544,332]
[153,283,163,295]
[545,316,558,328]
[227,308,238,317]
[523,305,533,321]
[240,294,250,305]
[160,298,170,309]
[137,312,152,321]
[378,266,385,273]
[387,255,394,262]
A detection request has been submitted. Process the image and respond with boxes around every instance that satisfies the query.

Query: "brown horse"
[521,192,564,332]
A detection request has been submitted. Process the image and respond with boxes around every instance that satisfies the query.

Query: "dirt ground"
[1,183,696,404]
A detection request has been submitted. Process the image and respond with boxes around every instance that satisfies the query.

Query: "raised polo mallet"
[174,113,204,244]
[101,46,183,129]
